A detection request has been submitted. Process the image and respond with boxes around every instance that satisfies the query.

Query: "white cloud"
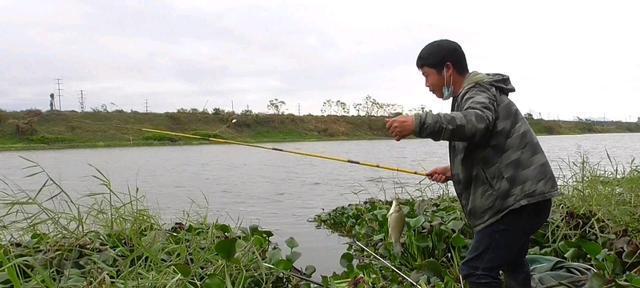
[0,0,638,120]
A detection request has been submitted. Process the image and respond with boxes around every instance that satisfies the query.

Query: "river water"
[1,133,639,276]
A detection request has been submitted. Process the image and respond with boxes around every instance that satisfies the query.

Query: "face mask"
[442,68,454,100]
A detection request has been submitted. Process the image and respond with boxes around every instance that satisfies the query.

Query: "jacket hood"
[461,71,516,96]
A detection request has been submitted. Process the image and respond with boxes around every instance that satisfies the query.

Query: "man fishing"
[385,39,559,288]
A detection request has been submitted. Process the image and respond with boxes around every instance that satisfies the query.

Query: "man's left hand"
[385,116,415,141]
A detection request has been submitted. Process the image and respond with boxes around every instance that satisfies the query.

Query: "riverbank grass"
[0,159,318,287]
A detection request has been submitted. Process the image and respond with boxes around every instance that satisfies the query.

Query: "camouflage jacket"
[414,72,559,231]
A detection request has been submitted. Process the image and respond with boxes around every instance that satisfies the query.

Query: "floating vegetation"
[314,154,640,287]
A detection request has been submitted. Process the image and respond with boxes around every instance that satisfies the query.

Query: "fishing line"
[142,127,430,177]
[352,239,421,287]
[74,119,431,177]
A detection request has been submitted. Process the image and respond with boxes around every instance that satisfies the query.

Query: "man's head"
[416,39,469,99]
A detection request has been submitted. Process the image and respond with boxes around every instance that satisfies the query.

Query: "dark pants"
[461,199,552,288]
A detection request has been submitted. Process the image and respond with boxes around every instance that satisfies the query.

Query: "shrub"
[27,135,74,144]
[142,133,178,142]
[23,109,43,118]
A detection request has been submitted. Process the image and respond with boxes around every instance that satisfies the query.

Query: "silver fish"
[387,199,405,255]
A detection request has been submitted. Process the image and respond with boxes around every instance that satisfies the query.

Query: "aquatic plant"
[314,154,640,287]
[0,158,317,287]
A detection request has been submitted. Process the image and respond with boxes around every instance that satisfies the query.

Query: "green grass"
[1,111,639,151]
[0,111,390,151]
[0,159,319,287]
[527,119,640,135]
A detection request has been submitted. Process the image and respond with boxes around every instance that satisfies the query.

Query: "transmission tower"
[55,78,63,110]
[79,90,86,112]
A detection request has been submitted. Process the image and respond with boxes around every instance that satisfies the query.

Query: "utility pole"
[79,90,85,112]
[298,103,301,116]
[55,78,63,111]
[231,100,234,113]
[145,98,149,113]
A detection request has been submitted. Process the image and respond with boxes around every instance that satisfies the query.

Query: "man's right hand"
[427,165,452,183]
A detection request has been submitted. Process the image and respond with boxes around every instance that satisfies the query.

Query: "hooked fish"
[387,199,405,255]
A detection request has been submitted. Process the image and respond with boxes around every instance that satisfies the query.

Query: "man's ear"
[444,62,453,75]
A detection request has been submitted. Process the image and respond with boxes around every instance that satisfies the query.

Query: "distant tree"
[267,98,286,114]
[334,100,349,116]
[362,95,380,116]
[408,105,428,114]
[90,104,109,112]
[524,113,534,120]
[321,99,334,115]
[241,108,253,115]
[176,108,189,113]
[211,107,226,115]
[353,95,400,116]
[49,93,55,111]
[352,103,363,116]
[381,103,403,116]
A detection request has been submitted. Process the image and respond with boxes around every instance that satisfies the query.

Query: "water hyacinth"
[314,154,640,287]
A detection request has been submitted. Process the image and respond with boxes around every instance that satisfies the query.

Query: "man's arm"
[414,88,497,142]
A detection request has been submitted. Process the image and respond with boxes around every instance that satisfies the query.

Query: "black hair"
[416,39,469,75]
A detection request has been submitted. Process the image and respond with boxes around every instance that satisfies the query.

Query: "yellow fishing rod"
[132,125,431,178]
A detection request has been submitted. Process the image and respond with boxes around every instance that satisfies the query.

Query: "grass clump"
[27,135,77,145]
[0,159,318,287]
[141,133,180,143]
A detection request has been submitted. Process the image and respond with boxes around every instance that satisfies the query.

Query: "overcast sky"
[1,0,639,121]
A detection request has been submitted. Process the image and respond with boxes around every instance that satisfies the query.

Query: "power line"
[55,78,63,110]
